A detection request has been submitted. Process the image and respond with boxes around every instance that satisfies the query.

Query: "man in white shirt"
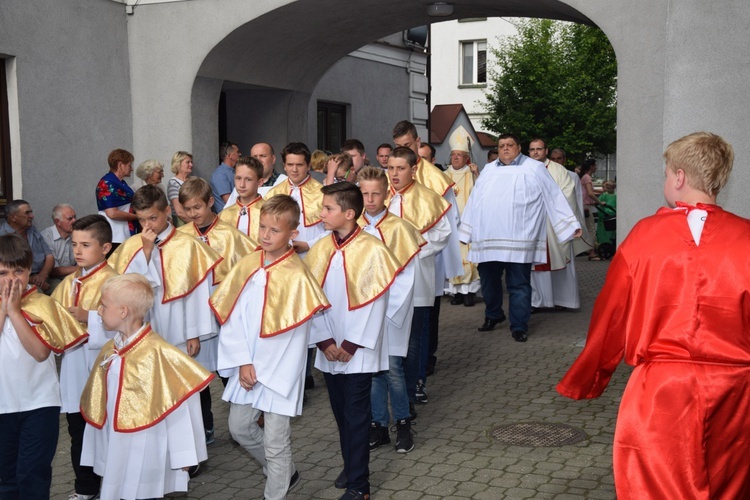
[459,134,581,342]
[41,203,77,283]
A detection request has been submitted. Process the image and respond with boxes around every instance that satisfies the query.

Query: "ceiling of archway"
[197,0,591,93]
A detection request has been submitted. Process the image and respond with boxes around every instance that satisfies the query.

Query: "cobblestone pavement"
[51,256,628,499]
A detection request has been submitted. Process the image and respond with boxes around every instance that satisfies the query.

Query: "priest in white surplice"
[459,134,581,342]
[527,139,588,310]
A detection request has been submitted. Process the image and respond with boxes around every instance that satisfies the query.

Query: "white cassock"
[531,163,585,309]
[217,269,310,417]
[59,309,116,413]
[388,194,451,307]
[435,188,464,292]
[289,184,326,257]
[459,156,579,265]
[123,226,215,355]
[81,356,206,500]
[309,251,389,374]
[223,174,289,208]
[362,220,417,357]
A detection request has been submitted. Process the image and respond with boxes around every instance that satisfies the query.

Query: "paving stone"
[48,258,621,499]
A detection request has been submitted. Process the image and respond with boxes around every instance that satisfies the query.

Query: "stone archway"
[125,0,750,234]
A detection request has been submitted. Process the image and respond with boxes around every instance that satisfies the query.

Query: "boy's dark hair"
[377,143,393,152]
[421,142,436,159]
[390,146,418,167]
[498,133,521,146]
[392,120,418,140]
[260,194,300,230]
[132,184,169,212]
[72,214,113,245]
[281,142,311,164]
[341,139,365,155]
[0,233,33,270]
[107,149,134,171]
[321,181,364,219]
[529,137,547,148]
[178,177,212,205]
[236,156,265,180]
[487,148,498,160]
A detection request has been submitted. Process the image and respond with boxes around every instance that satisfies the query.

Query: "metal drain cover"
[490,422,587,447]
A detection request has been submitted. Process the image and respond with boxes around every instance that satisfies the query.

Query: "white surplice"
[362,214,417,357]
[122,226,215,353]
[217,269,310,417]
[388,194,450,307]
[80,355,206,500]
[459,155,579,265]
[309,251,389,374]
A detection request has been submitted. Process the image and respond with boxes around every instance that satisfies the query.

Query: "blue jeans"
[405,306,430,403]
[371,356,410,425]
[478,261,532,333]
[0,406,60,500]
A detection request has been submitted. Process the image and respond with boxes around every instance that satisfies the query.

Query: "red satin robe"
[557,204,750,499]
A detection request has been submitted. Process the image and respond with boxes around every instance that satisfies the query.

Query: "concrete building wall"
[309,52,414,156]
[430,18,518,134]
[1,0,749,240]
[0,0,132,220]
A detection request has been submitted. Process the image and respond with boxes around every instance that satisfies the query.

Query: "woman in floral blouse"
[96,149,139,249]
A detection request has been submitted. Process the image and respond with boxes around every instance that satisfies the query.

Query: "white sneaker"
[68,493,99,500]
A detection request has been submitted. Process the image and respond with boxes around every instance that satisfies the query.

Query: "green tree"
[481,19,617,163]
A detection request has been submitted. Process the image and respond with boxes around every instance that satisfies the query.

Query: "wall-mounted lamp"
[427,2,453,17]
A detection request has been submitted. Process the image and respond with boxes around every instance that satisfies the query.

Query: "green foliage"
[481,19,617,164]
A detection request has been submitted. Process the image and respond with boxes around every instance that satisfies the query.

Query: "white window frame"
[459,39,487,87]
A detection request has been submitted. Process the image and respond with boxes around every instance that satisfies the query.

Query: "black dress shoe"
[335,469,347,489]
[478,316,505,332]
[464,293,476,307]
[512,330,528,342]
[450,293,464,305]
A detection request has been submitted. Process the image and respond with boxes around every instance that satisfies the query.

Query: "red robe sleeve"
[556,249,633,399]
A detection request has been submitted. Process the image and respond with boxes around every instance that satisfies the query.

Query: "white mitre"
[448,125,474,153]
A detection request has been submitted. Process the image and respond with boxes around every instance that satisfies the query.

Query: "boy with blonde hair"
[558,132,750,499]
[219,156,265,241]
[52,214,118,500]
[80,274,213,500]
[108,185,222,449]
[357,166,424,453]
[0,234,87,499]
[211,195,329,500]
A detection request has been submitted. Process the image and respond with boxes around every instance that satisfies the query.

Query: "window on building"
[0,61,12,213]
[460,40,487,86]
[317,101,346,152]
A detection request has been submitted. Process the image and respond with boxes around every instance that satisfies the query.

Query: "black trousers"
[323,372,372,495]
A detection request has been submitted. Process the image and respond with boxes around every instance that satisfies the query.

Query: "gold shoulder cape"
[218,196,264,241]
[20,287,88,353]
[52,261,119,310]
[265,176,324,228]
[416,158,454,197]
[210,247,330,337]
[387,181,452,234]
[108,227,222,303]
[178,218,258,285]
[359,212,426,268]
[80,325,214,432]
[304,227,402,310]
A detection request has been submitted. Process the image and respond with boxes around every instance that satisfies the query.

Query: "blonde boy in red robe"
[558,132,750,499]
